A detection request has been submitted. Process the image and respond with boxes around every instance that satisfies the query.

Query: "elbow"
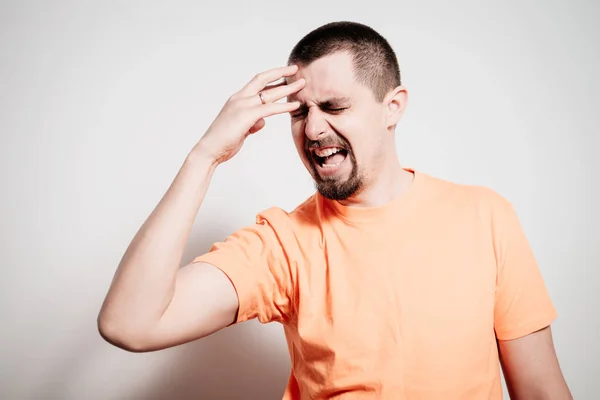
[97,314,153,353]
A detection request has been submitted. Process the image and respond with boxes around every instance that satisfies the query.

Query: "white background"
[1,1,598,398]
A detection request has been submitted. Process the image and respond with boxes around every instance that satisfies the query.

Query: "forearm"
[98,143,217,338]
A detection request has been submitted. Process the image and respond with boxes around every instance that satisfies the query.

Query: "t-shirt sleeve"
[191,208,297,325]
[493,197,557,341]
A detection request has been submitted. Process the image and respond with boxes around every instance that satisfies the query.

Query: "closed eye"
[290,110,307,119]
[290,106,348,119]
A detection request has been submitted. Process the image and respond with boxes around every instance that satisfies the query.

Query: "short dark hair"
[288,21,401,102]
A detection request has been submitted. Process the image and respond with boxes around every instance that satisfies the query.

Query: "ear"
[383,86,408,129]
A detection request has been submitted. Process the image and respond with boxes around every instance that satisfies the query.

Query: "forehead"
[287,51,360,102]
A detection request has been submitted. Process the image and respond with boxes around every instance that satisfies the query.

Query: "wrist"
[187,141,220,170]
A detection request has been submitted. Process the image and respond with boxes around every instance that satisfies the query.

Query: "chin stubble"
[304,135,363,200]
[311,150,363,201]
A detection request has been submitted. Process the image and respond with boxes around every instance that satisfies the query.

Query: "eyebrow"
[288,96,352,108]
[319,97,351,107]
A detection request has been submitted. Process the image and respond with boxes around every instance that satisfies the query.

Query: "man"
[98,22,572,399]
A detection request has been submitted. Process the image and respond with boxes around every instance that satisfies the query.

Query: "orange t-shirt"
[193,168,557,399]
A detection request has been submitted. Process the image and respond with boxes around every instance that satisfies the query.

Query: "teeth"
[315,147,342,157]
[321,161,342,168]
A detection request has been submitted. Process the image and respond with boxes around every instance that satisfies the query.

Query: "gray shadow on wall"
[131,218,292,400]
[134,323,291,400]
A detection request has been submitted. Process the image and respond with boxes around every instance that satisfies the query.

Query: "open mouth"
[311,146,349,169]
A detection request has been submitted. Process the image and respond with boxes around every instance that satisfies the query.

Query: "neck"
[337,155,414,208]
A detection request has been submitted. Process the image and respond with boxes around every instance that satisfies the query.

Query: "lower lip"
[314,154,348,177]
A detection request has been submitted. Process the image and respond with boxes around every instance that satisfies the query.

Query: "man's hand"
[197,64,305,164]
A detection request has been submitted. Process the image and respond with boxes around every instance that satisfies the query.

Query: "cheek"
[290,122,311,165]
[337,121,378,167]
[291,123,304,151]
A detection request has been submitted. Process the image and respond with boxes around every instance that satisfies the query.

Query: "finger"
[240,65,299,96]
[258,78,305,104]
[261,81,287,91]
[257,101,301,119]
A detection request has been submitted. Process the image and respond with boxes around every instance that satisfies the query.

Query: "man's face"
[286,51,387,201]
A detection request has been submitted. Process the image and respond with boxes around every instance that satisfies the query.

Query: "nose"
[304,107,328,141]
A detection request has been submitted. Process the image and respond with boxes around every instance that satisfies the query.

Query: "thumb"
[248,118,266,135]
